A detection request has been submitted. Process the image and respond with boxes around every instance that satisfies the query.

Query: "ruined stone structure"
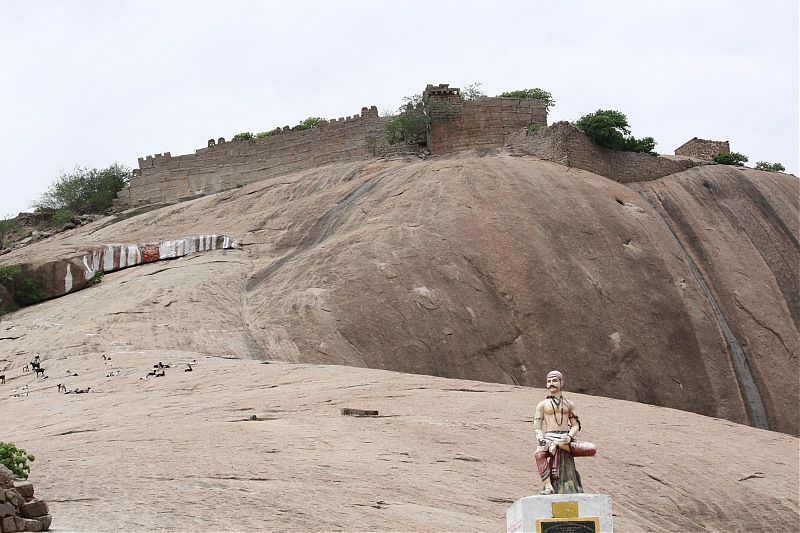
[507,122,711,183]
[113,84,549,210]
[425,84,548,153]
[114,107,396,210]
[0,465,51,532]
[113,83,733,211]
[674,137,730,161]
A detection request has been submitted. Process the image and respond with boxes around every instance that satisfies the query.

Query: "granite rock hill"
[1,138,797,435]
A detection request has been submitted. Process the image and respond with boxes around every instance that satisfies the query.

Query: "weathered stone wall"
[0,465,51,532]
[507,122,709,183]
[114,107,407,210]
[425,84,548,153]
[115,85,551,210]
[674,137,730,161]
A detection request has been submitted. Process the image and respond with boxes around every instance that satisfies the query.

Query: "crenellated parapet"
[114,85,551,211]
[114,105,408,210]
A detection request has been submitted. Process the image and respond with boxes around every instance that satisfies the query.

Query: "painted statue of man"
[533,370,596,495]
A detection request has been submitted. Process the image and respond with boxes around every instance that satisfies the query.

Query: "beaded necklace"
[548,395,565,426]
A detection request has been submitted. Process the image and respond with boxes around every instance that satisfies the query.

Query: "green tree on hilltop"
[498,88,556,111]
[754,161,784,172]
[31,163,131,215]
[575,109,657,154]
[713,152,748,166]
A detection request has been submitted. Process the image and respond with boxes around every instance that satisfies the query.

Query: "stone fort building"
[114,84,729,210]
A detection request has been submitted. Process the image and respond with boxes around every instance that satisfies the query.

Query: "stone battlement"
[114,84,729,211]
[674,137,730,161]
[113,84,549,210]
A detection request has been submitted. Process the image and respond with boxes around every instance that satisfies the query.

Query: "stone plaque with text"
[537,516,599,533]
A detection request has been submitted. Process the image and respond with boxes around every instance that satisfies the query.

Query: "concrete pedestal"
[507,494,613,533]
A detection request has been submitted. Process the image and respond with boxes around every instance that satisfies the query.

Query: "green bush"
[0,442,35,479]
[14,277,47,306]
[0,214,19,249]
[365,136,378,155]
[461,82,487,100]
[31,163,130,215]
[713,152,748,166]
[232,132,254,141]
[296,117,324,130]
[575,109,657,154]
[255,131,272,139]
[385,96,428,145]
[91,270,104,285]
[754,161,785,172]
[0,265,48,308]
[498,88,555,111]
[52,208,76,228]
[0,264,21,284]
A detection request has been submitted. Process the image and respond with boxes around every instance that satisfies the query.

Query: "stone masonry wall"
[115,107,407,210]
[425,84,548,153]
[115,86,551,210]
[0,465,51,532]
[674,137,730,161]
[507,122,708,183]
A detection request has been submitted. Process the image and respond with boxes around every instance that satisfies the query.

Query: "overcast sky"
[1,0,797,217]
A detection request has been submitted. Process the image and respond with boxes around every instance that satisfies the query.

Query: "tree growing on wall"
[232,132,255,141]
[575,109,657,154]
[498,88,556,112]
[461,82,487,100]
[385,95,428,145]
[713,152,749,166]
[31,163,131,215]
[296,117,325,130]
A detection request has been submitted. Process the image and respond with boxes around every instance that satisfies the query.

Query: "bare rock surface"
[0,149,798,530]
[1,151,796,433]
[1,351,798,532]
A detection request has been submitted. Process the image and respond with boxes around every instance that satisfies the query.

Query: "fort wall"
[674,137,730,161]
[115,84,550,210]
[425,84,548,153]
[114,106,408,210]
[115,84,724,210]
[507,122,709,183]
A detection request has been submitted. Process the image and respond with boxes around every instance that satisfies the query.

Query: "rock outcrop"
[0,235,237,310]
[0,151,797,434]
[0,466,50,532]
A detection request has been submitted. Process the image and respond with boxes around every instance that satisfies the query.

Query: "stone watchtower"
[674,137,730,161]
[424,83,464,123]
[423,83,548,154]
